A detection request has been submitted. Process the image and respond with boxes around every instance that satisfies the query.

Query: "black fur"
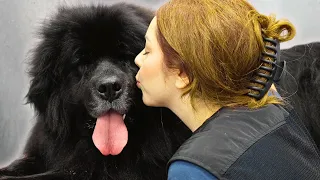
[0,4,191,180]
[276,42,320,148]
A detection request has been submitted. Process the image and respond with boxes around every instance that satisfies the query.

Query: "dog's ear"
[25,10,70,113]
[26,6,79,113]
[26,37,60,113]
[113,3,155,25]
[105,3,155,58]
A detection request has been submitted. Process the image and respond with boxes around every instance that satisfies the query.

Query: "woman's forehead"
[145,17,158,40]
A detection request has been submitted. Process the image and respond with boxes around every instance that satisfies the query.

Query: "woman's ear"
[175,71,190,89]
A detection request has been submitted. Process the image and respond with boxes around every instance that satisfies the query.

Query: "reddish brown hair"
[156,0,295,108]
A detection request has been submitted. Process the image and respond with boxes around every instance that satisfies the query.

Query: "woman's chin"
[142,96,153,106]
[142,95,160,107]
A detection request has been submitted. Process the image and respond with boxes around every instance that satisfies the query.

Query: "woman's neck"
[168,84,279,132]
[168,96,221,132]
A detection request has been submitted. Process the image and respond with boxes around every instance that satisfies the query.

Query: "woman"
[135,0,320,179]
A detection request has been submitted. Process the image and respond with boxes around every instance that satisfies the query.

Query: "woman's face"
[135,17,178,107]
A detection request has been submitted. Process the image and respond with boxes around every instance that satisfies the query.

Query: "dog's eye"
[72,57,80,65]
[77,65,88,73]
[118,42,129,50]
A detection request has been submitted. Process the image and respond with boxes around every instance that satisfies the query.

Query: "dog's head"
[26,4,155,154]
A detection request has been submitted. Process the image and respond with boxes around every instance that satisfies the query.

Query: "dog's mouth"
[84,107,129,156]
[91,110,128,156]
[83,81,135,156]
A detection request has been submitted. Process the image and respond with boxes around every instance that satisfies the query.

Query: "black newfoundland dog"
[1,2,320,180]
[0,3,191,180]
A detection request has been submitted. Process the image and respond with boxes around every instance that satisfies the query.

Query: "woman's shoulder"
[169,104,286,174]
[169,103,320,178]
[168,160,217,180]
[195,103,288,134]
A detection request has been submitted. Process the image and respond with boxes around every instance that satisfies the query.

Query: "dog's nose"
[97,78,123,102]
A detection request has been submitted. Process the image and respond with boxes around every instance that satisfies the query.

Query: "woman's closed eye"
[143,51,149,55]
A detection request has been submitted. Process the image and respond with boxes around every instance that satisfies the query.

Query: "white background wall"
[249,0,320,48]
[1,0,320,166]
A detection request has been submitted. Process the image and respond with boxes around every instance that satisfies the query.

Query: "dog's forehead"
[52,7,146,59]
[91,58,130,73]
[96,59,118,68]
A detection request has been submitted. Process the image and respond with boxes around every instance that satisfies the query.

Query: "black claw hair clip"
[247,37,286,100]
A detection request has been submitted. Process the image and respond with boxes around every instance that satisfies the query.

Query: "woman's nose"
[134,50,143,68]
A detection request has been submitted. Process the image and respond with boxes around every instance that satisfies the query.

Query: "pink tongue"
[92,111,128,156]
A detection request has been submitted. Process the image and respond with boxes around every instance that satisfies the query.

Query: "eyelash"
[143,51,149,55]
